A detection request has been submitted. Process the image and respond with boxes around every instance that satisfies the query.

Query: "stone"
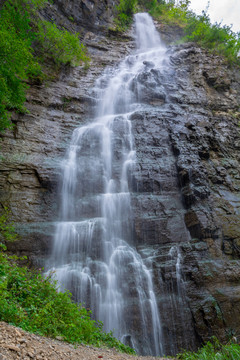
[143,60,155,68]
[7,344,20,352]
[56,336,64,341]
[15,329,22,337]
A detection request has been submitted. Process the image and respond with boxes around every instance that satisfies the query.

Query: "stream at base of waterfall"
[47,13,171,356]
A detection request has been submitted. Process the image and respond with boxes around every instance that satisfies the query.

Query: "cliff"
[0,1,240,356]
[130,42,240,352]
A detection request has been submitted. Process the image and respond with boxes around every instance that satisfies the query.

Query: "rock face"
[0,5,240,357]
[42,0,118,35]
[129,43,240,353]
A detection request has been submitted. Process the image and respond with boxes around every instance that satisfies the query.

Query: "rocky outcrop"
[41,0,118,35]
[130,43,240,353]
[0,6,240,356]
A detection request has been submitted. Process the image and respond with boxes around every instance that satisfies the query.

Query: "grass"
[177,337,240,359]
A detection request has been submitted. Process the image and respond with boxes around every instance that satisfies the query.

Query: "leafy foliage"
[0,209,134,354]
[115,0,138,30]
[177,337,240,360]
[0,207,17,243]
[37,21,89,66]
[0,0,39,131]
[0,0,89,133]
[184,11,240,64]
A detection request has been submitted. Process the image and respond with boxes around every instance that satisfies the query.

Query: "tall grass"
[177,337,240,360]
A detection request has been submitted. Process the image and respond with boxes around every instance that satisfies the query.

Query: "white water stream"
[48,13,168,355]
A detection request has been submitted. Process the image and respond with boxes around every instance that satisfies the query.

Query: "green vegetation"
[0,207,17,243]
[184,12,240,64]
[0,0,89,133]
[2,0,239,134]
[0,208,134,354]
[177,337,240,359]
[115,0,138,30]
[145,1,240,65]
[37,21,89,66]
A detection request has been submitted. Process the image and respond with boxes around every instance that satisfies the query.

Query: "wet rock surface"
[0,14,240,358]
[41,0,118,35]
[130,43,240,353]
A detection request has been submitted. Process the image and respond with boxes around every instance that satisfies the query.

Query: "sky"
[189,0,240,33]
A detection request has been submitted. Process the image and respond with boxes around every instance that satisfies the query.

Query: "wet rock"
[130,41,240,353]
[143,60,155,68]
[41,0,118,36]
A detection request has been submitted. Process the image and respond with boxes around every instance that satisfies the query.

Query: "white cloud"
[189,0,240,33]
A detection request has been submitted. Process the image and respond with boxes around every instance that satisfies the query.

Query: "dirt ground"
[0,322,174,360]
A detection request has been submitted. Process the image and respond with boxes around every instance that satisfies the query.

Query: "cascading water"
[47,13,168,356]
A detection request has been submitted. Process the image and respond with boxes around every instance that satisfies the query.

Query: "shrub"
[0,0,89,133]
[184,11,240,64]
[115,0,138,30]
[37,21,89,66]
[0,206,17,243]
[0,254,134,353]
[177,337,240,360]
[0,0,39,131]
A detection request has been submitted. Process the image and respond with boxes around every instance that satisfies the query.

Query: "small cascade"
[169,246,185,298]
[47,13,169,356]
[167,246,189,352]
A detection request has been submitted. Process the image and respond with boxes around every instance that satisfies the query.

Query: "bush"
[0,256,135,353]
[177,337,240,360]
[0,206,17,243]
[0,0,39,131]
[184,11,240,64]
[115,0,138,30]
[0,0,89,133]
[37,21,89,66]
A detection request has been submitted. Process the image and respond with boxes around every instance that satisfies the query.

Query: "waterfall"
[47,13,168,356]
[167,246,191,353]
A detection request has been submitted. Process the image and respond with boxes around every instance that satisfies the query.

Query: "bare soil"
[0,322,174,360]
